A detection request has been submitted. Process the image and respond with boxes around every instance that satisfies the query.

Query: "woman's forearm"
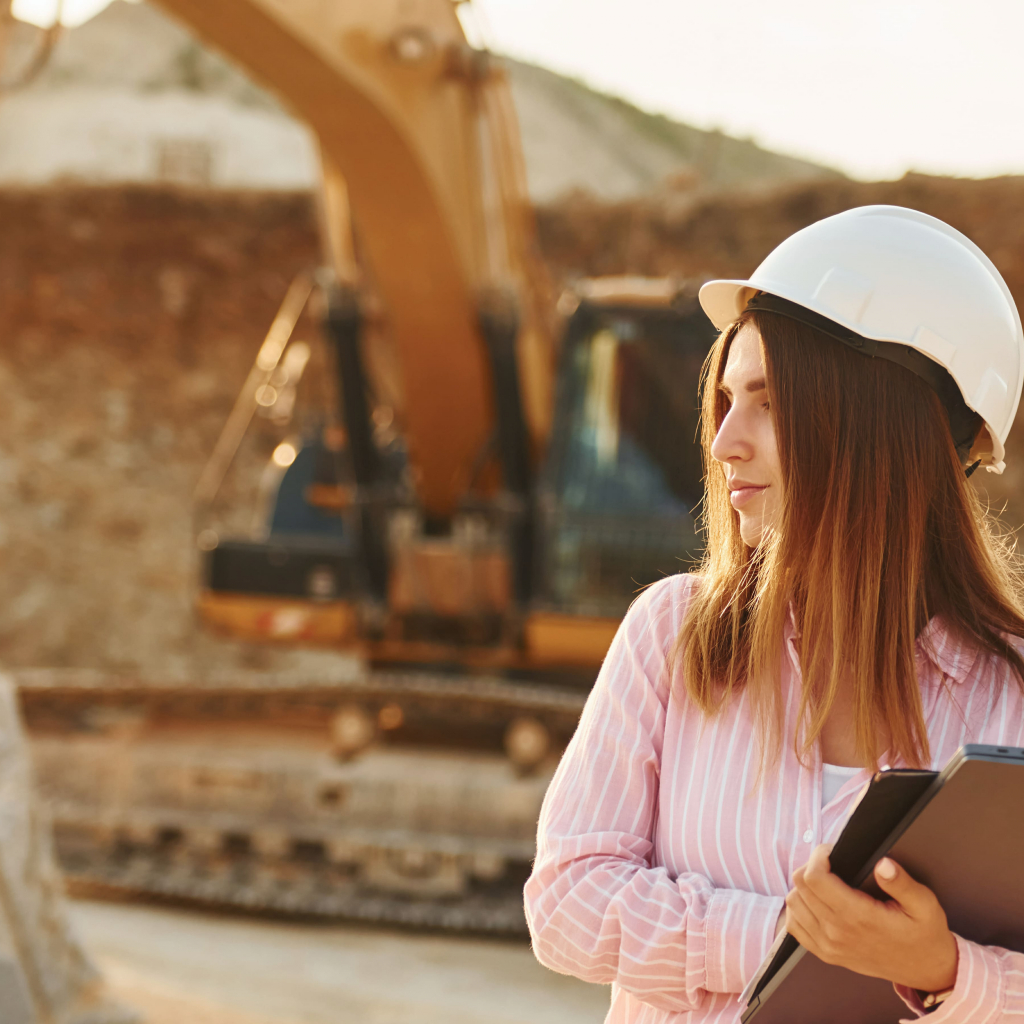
[526,837,784,1010]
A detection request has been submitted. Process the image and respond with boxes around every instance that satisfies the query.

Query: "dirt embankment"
[537,172,1024,526]
[0,186,339,676]
[537,173,1024,291]
[3,176,1024,674]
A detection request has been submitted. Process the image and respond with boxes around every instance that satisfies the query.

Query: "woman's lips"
[729,485,767,509]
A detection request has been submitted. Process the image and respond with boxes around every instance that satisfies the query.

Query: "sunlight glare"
[11,0,133,29]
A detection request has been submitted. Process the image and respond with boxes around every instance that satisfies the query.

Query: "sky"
[12,0,1024,181]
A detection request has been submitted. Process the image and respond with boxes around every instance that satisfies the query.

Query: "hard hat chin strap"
[746,292,983,470]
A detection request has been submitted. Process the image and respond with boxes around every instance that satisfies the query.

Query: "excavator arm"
[155,0,553,517]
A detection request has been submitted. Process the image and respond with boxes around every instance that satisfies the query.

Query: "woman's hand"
[784,844,958,994]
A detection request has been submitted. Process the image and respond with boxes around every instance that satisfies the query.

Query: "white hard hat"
[699,205,1024,473]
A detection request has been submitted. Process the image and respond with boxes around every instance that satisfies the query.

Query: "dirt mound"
[2,177,1024,674]
[537,172,1024,524]
[0,185,355,676]
[505,59,837,202]
[537,173,1024,292]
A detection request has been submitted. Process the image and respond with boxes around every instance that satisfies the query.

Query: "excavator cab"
[197,275,717,669]
[535,279,714,619]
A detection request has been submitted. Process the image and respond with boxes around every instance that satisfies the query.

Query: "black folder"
[742,744,1024,1023]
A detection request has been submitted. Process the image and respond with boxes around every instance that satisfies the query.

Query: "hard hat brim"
[699,279,759,331]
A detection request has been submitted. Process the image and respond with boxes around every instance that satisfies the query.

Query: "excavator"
[19,0,717,933]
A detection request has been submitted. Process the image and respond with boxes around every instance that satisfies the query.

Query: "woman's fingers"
[784,888,821,936]
[873,858,940,920]
[784,895,825,960]
[786,852,959,990]
[792,866,839,924]
[788,842,892,962]
[798,844,877,917]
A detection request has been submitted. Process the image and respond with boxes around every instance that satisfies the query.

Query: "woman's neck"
[819,714,862,767]
[817,674,890,768]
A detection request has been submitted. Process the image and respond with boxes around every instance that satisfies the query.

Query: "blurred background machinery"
[18,0,718,933]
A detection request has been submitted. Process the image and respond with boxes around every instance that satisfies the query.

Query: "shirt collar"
[786,608,978,685]
[915,616,981,685]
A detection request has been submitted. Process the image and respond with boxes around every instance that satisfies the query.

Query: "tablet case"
[743,744,1024,1023]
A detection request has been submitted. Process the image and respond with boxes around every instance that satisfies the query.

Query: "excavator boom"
[154,0,552,517]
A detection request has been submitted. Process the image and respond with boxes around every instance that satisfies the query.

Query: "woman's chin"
[738,515,764,548]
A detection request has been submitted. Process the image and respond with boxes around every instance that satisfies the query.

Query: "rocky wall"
[0,186,350,677]
[537,172,1024,529]
[3,179,1024,674]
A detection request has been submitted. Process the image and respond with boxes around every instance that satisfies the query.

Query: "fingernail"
[876,857,897,880]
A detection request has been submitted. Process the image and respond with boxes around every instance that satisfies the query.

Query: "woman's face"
[711,322,783,547]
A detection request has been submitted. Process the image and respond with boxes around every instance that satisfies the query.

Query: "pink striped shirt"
[525,573,1024,1024]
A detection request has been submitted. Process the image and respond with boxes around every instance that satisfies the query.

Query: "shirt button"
[802,828,814,843]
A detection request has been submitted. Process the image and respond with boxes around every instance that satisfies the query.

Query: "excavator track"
[63,851,530,935]
[15,668,589,937]
[14,667,589,732]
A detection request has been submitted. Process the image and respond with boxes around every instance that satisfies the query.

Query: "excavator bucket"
[0,676,135,1024]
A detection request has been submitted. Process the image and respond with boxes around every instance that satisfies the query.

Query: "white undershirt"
[822,762,862,806]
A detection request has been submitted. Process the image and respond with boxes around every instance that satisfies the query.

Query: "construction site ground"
[70,898,609,1024]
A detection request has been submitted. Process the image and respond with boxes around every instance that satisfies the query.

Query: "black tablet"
[742,744,1024,1024]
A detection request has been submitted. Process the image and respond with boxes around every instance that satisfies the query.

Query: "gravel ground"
[69,899,610,1024]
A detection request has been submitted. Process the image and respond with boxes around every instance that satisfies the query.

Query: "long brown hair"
[676,308,1024,769]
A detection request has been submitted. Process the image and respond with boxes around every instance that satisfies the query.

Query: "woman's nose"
[710,407,752,465]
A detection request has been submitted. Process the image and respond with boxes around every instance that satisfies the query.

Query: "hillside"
[0,1,838,198]
[505,60,837,200]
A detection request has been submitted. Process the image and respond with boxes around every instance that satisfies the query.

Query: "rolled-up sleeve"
[895,935,1024,1023]
[524,577,783,1013]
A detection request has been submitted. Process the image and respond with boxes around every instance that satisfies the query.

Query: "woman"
[524,206,1024,1023]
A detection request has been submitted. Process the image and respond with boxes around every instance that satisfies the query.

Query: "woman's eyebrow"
[719,377,766,396]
